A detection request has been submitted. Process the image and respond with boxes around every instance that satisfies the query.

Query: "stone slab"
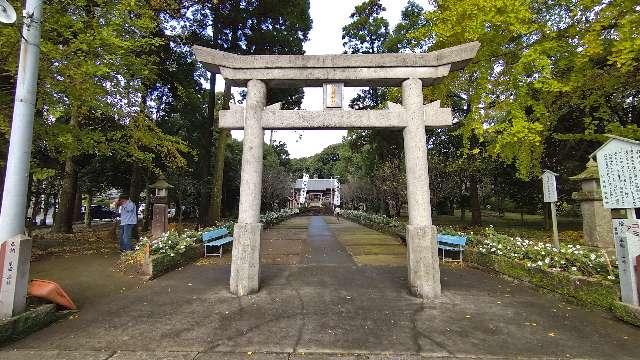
[352,254,407,267]
[336,237,397,246]
[0,350,113,359]
[193,42,479,87]
[109,351,198,360]
[219,105,452,130]
[195,353,287,360]
[218,66,451,88]
[345,245,407,256]
[193,42,480,71]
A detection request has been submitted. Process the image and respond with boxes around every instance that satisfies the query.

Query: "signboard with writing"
[594,136,640,209]
[612,219,640,305]
[541,170,558,203]
[0,235,32,318]
[299,173,309,205]
[333,180,341,206]
[323,83,344,109]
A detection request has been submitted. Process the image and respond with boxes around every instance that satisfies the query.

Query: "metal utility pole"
[0,0,43,319]
[0,0,44,243]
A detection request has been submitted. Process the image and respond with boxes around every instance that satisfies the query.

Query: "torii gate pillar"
[402,78,440,298]
[230,79,266,296]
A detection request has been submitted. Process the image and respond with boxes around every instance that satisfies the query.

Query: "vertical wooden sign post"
[593,135,640,306]
[541,170,560,248]
[299,173,309,206]
[333,179,341,207]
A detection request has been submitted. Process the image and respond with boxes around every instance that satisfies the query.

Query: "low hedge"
[144,243,204,279]
[341,210,406,239]
[0,304,66,345]
[466,248,619,310]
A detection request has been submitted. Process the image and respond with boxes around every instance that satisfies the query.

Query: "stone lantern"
[149,176,173,239]
[569,159,614,250]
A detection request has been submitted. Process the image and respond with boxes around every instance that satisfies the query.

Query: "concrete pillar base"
[230,223,262,296]
[406,225,441,299]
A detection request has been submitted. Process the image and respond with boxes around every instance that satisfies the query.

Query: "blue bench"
[436,234,467,262]
[203,227,234,257]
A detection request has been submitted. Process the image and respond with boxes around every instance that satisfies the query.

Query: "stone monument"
[0,234,32,318]
[569,159,614,250]
[193,42,480,298]
[149,176,173,239]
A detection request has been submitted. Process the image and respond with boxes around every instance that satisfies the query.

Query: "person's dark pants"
[119,224,135,251]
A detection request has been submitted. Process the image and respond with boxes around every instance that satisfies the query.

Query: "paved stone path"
[304,216,353,265]
[2,216,640,359]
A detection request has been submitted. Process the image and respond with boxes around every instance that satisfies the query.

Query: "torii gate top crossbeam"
[193,42,480,88]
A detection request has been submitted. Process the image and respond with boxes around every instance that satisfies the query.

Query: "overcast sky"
[218,0,430,158]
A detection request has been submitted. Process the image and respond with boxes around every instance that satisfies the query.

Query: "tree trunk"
[470,175,481,226]
[52,165,77,233]
[84,193,92,228]
[210,83,232,223]
[73,190,82,222]
[460,207,466,222]
[129,166,145,240]
[129,165,143,206]
[52,112,80,234]
[51,196,58,226]
[30,181,42,227]
[142,188,152,232]
[197,75,217,226]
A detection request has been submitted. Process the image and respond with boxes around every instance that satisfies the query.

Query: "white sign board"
[595,137,640,209]
[333,180,341,206]
[612,219,640,305]
[0,235,32,318]
[298,173,309,204]
[323,83,343,109]
[541,170,558,203]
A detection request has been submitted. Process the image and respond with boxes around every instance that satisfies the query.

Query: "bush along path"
[118,208,300,278]
[340,210,639,327]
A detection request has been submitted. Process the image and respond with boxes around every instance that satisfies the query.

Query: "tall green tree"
[186,0,312,225]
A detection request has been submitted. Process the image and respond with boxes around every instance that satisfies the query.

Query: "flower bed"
[341,210,618,280]
[260,208,300,228]
[475,226,617,280]
[126,208,300,279]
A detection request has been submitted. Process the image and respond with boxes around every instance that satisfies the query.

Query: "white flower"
[607,275,615,280]
[571,267,577,271]
[590,254,596,261]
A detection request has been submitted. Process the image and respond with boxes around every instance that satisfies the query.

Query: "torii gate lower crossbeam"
[194,42,480,298]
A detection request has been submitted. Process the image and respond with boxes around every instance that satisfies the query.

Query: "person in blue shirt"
[116,194,137,251]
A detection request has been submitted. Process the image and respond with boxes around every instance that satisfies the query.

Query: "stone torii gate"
[194,42,480,298]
